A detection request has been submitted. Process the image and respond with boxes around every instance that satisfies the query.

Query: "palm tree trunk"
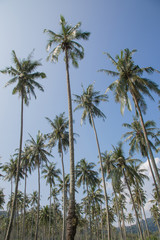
[133,94,160,190]
[113,188,123,240]
[35,159,40,240]
[121,206,126,240]
[5,94,24,240]
[61,147,66,240]
[49,183,51,240]
[65,48,77,240]
[100,204,104,240]
[90,113,111,240]
[145,153,160,204]
[123,169,144,240]
[86,184,92,240]
[22,167,27,240]
[139,191,150,238]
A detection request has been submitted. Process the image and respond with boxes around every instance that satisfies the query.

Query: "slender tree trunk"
[35,159,40,240]
[49,183,51,240]
[61,147,66,240]
[123,169,144,240]
[139,191,150,238]
[133,94,160,190]
[90,113,111,240]
[22,167,27,240]
[5,94,24,240]
[121,207,126,240]
[100,204,104,240]
[145,153,160,204]
[65,48,77,240]
[156,219,160,234]
[86,184,92,240]
[113,188,123,240]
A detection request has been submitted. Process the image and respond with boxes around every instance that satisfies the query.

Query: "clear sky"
[0,0,160,216]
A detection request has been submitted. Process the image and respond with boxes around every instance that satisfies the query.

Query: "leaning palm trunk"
[65,48,77,240]
[86,184,92,240]
[61,147,66,240]
[121,208,126,240]
[133,94,160,190]
[123,170,144,240]
[90,113,111,240]
[35,159,40,240]
[22,166,27,240]
[49,183,52,240]
[5,94,24,240]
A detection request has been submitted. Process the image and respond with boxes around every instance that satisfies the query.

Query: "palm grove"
[0,15,160,240]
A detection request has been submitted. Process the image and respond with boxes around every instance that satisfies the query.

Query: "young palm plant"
[99,48,160,190]
[1,50,46,240]
[44,16,90,240]
[74,84,111,240]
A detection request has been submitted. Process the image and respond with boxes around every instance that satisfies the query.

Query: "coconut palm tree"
[1,50,46,240]
[126,213,135,237]
[122,117,160,203]
[42,162,61,239]
[99,48,160,190]
[45,113,69,240]
[74,84,111,240]
[0,189,5,209]
[26,131,52,240]
[150,204,160,234]
[76,158,99,239]
[110,142,144,240]
[44,16,90,240]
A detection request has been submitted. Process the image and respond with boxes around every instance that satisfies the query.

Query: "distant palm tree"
[99,48,160,190]
[1,50,46,240]
[126,213,135,236]
[44,16,90,240]
[122,117,160,202]
[45,113,69,240]
[74,84,111,240]
[76,158,99,239]
[42,162,61,239]
[0,189,5,209]
[27,131,52,240]
[111,142,144,240]
[150,204,160,234]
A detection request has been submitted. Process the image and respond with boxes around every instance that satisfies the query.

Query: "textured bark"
[35,160,40,240]
[65,48,77,240]
[132,94,160,191]
[113,188,123,240]
[5,94,24,240]
[123,170,144,240]
[90,113,111,240]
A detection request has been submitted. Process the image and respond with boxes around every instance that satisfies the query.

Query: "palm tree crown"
[44,15,90,67]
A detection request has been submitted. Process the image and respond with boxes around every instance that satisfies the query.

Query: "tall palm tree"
[150,204,160,234]
[45,113,69,240]
[74,84,111,240]
[99,48,160,190]
[76,158,99,239]
[44,16,90,240]
[1,50,46,240]
[111,142,144,240]
[27,131,52,240]
[122,117,160,202]
[42,162,61,240]
[126,213,135,236]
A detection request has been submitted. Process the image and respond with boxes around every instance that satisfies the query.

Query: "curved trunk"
[132,94,160,190]
[65,48,77,240]
[35,159,40,240]
[61,147,66,240]
[123,169,144,240]
[113,187,123,240]
[5,94,24,240]
[22,167,27,240]
[90,113,111,240]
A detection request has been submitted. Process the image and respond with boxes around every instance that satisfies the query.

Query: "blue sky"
[0,0,160,212]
